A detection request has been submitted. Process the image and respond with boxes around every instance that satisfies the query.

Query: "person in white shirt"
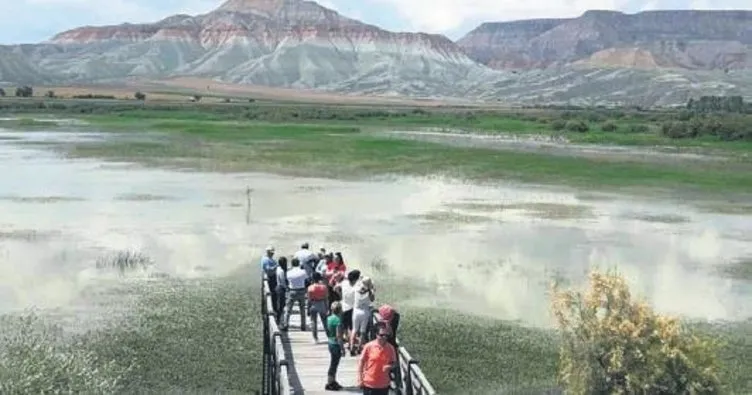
[351,277,375,355]
[282,258,309,331]
[294,242,317,283]
[274,256,288,322]
[335,269,360,354]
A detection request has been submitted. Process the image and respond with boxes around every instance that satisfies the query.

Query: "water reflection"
[0,130,750,327]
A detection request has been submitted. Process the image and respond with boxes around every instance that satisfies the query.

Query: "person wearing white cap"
[261,246,279,314]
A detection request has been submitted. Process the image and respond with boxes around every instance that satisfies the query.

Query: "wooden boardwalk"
[282,308,362,394]
[262,273,435,395]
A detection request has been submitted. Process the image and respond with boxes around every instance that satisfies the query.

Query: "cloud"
[364,0,752,33]
[3,0,752,44]
[2,0,219,43]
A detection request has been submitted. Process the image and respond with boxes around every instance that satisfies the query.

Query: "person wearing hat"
[357,324,397,395]
[378,304,401,387]
[261,246,278,313]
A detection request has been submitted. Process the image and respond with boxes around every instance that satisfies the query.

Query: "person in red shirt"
[326,252,347,275]
[357,324,397,395]
[307,272,329,343]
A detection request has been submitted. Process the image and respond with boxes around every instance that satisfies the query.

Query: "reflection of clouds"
[1,137,751,324]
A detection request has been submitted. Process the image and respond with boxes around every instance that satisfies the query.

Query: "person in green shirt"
[325,301,345,391]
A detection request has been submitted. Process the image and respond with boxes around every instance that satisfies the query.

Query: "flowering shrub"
[550,269,722,394]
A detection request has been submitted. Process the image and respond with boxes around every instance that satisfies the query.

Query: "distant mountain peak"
[216,0,298,14]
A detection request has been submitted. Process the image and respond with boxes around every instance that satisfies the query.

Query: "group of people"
[261,242,401,394]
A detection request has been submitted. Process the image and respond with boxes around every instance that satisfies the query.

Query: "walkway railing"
[260,272,437,395]
[365,309,437,395]
[261,275,290,395]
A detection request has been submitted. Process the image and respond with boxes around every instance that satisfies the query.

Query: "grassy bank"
[2,97,752,149]
[43,117,752,196]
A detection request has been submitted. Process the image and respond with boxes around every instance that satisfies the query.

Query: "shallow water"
[1,129,751,329]
[385,129,748,163]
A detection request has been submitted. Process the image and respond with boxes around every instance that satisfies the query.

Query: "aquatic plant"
[95,251,154,273]
[0,312,132,393]
[550,269,722,394]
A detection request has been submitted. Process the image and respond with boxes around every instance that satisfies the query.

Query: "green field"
[3,101,751,196]
[1,98,752,394]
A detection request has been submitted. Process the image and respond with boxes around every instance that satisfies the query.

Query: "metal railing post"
[261,273,270,395]
[272,332,283,395]
[405,360,420,395]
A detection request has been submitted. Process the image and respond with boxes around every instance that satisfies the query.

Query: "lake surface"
[1,128,751,327]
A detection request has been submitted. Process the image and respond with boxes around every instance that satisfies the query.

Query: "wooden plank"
[283,309,362,394]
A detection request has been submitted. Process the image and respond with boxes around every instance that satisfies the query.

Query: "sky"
[1,0,751,44]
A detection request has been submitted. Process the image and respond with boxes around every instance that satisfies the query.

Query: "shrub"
[550,120,567,131]
[565,120,589,133]
[15,86,33,97]
[626,124,650,134]
[661,122,693,139]
[600,121,618,132]
[134,92,146,101]
[550,269,722,394]
[72,94,117,100]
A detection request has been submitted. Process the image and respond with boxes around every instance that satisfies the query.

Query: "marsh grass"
[0,311,133,393]
[0,229,59,241]
[719,258,752,280]
[95,251,154,273]
[0,265,261,394]
[114,193,175,201]
[80,272,261,394]
[408,210,493,224]
[0,195,85,203]
[447,202,595,220]
[55,119,752,195]
[622,212,691,224]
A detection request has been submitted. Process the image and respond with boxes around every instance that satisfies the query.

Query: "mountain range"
[0,0,751,106]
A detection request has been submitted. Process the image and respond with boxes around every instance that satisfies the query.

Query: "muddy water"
[1,129,751,328]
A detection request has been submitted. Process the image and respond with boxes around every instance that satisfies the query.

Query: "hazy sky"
[2,0,751,44]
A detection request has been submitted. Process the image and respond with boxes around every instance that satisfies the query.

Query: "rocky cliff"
[458,10,752,70]
[0,0,490,96]
[1,4,751,106]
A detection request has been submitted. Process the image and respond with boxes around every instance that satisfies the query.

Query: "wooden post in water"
[246,186,252,225]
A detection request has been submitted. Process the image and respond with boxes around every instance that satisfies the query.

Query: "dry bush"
[550,269,722,394]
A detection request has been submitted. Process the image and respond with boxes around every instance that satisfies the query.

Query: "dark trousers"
[266,270,278,313]
[328,343,342,377]
[275,288,286,322]
[389,312,401,387]
[362,387,389,395]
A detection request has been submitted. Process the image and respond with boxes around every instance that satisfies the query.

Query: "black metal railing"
[261,273,290,395]
[367,309,437,395]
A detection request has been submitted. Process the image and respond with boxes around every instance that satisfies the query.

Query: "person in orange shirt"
[307,272,329,343]
[357,324,397,395]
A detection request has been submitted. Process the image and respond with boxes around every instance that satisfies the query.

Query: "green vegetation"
[1,96,752,394]
[3,95,752,148]
[14,86,33,98]
[552,270,722,394]
[48,116,752,195]
[73,94,117,100]
[0,264,260,394]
